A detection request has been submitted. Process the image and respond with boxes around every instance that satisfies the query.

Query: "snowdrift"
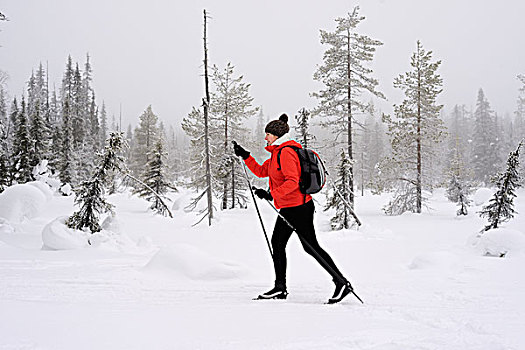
[470,228,525,257]
[473,188,493,206]
[0,181,53,223]
[144,244,247,280]
[42,216,153,253]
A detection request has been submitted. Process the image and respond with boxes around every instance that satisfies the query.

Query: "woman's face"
[265,133,278,145]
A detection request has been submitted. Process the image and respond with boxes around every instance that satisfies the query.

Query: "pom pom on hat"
[279,114,288,123]
[265,113,290,138]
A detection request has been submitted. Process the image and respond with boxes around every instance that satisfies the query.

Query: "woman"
[234,113,354,304]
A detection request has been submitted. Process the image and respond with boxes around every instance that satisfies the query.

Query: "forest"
[0,7,524,230]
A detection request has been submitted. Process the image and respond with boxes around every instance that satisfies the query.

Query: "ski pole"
[261,197,363,304]
[233,142,273,258]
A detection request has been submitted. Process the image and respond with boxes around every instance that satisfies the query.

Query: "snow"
[0,181,52,223]
[473,187,493,206]
[0,185,524,349]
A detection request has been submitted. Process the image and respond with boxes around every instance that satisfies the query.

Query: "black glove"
[253,187,273,201]
[233,141,250,160]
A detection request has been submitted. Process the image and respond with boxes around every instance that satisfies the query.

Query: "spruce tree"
[138,139,174,216]
[252,108,267,161]
[446,143,472,216]
[59,97,75,186]
[11,97,33,183]
[515,75,525,148]
[380,41,445,214]
[0,77,9,190]
[479,141,523,232]
[99,101,108,147]
[294,108,314,148]
[324,149,353,230]
[471,88,499,184]
[130,105,159,178]
[66,132,126,233]
[313,6,385,211]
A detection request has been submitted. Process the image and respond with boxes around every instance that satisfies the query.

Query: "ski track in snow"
[0,188,524,349]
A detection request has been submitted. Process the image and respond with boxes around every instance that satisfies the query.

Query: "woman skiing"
[234,113,356,304]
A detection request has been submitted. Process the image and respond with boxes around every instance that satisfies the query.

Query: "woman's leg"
[283,201,344,281]
[271,215,293,289]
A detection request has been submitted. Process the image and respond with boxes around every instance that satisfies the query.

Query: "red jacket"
[245,137,312,209]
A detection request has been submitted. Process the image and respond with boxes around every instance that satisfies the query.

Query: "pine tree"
[294,107,314,148]
[479,141,523,232]
[210,62,256,209]
[182,107,215,191]
[381,41,445,214]
[313,6,385,212]
[138,139,174,216]
[324,150,353,230]
[471,88,499,184]
[66,132,126,233]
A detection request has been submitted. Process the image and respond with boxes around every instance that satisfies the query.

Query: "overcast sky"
[1,0,524,130]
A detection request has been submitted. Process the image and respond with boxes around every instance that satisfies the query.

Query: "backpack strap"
[276,145,300,171]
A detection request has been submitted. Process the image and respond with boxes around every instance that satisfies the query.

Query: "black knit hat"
[265,114,289,138]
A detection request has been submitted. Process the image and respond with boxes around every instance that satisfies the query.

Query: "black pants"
[272,200,344,288]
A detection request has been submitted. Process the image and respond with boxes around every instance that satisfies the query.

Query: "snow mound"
[0,182,51,223]
[144,244,246,280]
[471,228,525,257]
[42,215,153,253]
[408,251,461,270]
[473,188,493,206]
[42,217,89,250]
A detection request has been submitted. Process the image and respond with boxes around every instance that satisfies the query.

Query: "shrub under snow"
[0,182,52,223]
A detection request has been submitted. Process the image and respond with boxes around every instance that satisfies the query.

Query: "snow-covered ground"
[1,182,524,349]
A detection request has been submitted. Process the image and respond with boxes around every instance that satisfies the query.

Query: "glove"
[253,187,273,201]
[233,142,250,160]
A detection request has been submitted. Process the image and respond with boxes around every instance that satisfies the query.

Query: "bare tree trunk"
[416,44,422,214]
[230,160,235,209]
[346,30,355,226]
[203,9,213,225]
[222,88,229,210]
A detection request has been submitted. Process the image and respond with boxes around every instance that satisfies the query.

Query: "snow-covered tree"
[11,97,33,183]
[210,62,256,209]
[446,143,473,216]
[294,107,315,148]
[130,105,159,178]
[471,89,500,184]
[355,104,387,194]
[66,132,126,233]
[324,149,353,230]
[380,41,445,214]
[99,101,108,147]
[0,73,9,190]
[137,139,174,216]
[479,141,523,232]
[313,6,385,211]
[515,75,525,148]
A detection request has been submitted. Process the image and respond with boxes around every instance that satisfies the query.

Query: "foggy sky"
[1,0,524,131]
